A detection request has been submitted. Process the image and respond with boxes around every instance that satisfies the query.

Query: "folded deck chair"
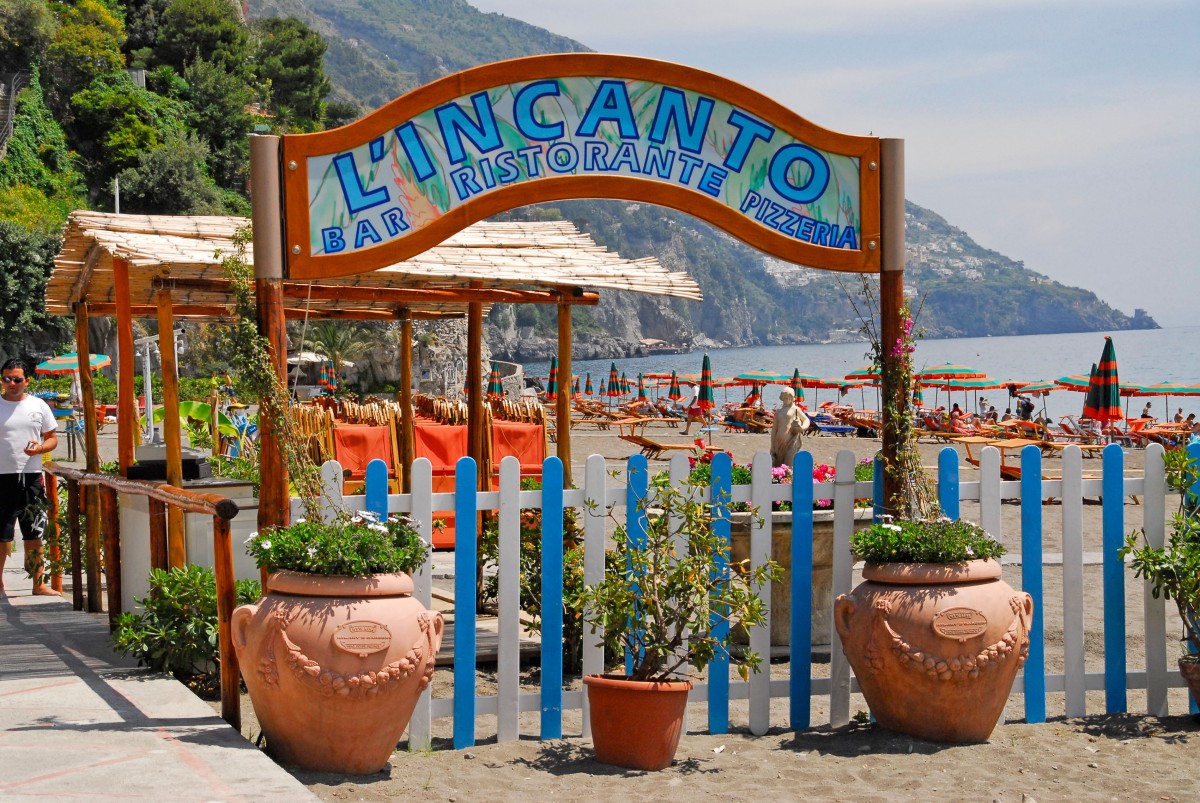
[619,433,716,460]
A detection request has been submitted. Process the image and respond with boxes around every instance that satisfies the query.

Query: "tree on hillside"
[155,0,249,76]
[252,16,331,131]
[114,134,224,214]
[0,220,69,358]
[183,58,253,190]
[0,0,56,72]
[42,0,126,114]
[123,0,174,67]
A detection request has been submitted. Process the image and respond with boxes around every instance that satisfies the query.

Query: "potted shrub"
[1120,449,1200,704]
[232,511,440,774]
[834,517,1032,743]
[577,480,780,771]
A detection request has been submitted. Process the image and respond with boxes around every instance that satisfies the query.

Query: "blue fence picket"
[1020,444,1046,723]
[625,453,649,676]
[453,457,478,749]
[1102,443,1127,713]
[364,458,388,521]
[872,453,883,521]
[540,458,565,739]
[938,447,959,520]
[708,451,732,735]
[790,450,815,730]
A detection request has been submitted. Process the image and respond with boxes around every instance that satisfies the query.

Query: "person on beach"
[1141,402,1153,420]
[1174,408,1184,423]
[1001,408,1014,422]
[949,403,963,421]
[770,388,808,468]
[0,358,60,596]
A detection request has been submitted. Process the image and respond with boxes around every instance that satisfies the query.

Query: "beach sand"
[93,423,1195,800]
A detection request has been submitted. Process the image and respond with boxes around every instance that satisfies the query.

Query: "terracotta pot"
[584,674,692,771]
[1179,657,1200,706]
[232,570,443,773]
[731,508,873,647]
[834,560,1033,743]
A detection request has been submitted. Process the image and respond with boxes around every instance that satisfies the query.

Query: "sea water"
[524,325,1200,422]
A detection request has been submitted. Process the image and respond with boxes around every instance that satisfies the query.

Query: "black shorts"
[0,473,48,543]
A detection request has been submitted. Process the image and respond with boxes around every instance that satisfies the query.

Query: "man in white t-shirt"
[0,358,60,596]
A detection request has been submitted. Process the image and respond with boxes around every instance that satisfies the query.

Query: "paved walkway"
[0,564,314,802]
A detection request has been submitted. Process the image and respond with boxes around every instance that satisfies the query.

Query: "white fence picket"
[748,450,772,735]
[496,456,521,741]
[828,449,857,728]
[580,454,608,739]
[1141,444,1168,716]
[1060,446,1087,717]
[408,458,434,750]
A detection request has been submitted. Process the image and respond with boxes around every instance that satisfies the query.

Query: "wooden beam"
[399,311,414,494]
[256,276,289,534]
[155,277,601,306]
[879,138,906,516]
[74,302,103,614]
[100,486,122,627]
[557,302,572,488]
[89,303,232,317]
[156,288,186,568]
[467,289,485,490]
[213,515,240,731]
[87,303,465,321]
[112,257,136,476]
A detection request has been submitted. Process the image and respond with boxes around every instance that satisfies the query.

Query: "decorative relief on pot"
[333,621,392,657]
[861,595,1030,681]
[932,608,988,642]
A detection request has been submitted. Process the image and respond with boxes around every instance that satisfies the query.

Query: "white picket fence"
[293,441,1194,749]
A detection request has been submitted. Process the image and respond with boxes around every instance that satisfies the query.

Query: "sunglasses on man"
[2,376,27,383]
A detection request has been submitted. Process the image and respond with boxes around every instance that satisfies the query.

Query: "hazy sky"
[466,0,1198,327]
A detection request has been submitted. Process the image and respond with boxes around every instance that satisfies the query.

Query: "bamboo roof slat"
[47,212,703,319]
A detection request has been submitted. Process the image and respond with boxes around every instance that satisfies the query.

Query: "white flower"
[245,531,258,544]
[369,523,388,533]
[351,515,364,524]
[295,518,305,524]
[307,546,317,557]
[259,539,271,550]
[881,523,902,532]
[965,546,974,557]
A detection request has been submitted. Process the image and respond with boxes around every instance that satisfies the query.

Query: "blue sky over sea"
[468,0,1199,327]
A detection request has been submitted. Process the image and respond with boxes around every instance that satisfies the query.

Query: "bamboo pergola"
[44,210,702,570]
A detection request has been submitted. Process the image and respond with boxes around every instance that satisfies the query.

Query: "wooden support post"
[156,288,186,568]
[467,291,485,488]
[556,300,572,488]
[213,515,240,731]
[45,472,62,593]
[100,486,122,627]
[250,134,289,538]
[67,478,83,611]
[113,257,136,476]
[879,138,906,515]
[399,311,414,493]
[75,303,103,613]
[209,388,220,458]
[148,497,169,572]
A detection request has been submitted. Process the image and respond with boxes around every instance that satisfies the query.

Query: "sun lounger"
[810,415,855,436]
[619,433,718,460]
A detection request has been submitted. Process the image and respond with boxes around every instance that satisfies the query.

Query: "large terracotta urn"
[834,560,1032,743]
[731,508,873,647]
[584,674,693,771]
[232,570,444,773]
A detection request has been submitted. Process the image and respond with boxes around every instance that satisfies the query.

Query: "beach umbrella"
[317,362,329,386]
[486,361,505,400]
[572,376,581,398]
[791,369,807,401]
[1055,374,1093,391]
[1130,380,1200,419]
[605,362,620,394]
[915,363,986,380]
[636,373,648,401]
[545,356,559,401]
[845,365,880,382]
[1083,337,1121,426]
[584,372,594,395]
[735,369,790,385]
[667,370,682,401]
[697,354,716,411]
[36,352,112,374]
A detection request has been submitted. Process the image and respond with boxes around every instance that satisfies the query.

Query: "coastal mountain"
[249,0,1157,361]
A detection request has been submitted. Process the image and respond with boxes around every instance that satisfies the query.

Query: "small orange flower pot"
[584,674,692,771]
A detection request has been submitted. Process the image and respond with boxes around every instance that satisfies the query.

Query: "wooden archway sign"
[253,54,906,530]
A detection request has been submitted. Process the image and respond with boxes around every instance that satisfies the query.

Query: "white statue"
[770,389,809,468]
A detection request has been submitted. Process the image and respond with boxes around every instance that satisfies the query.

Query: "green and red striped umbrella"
[545,356,559,401]
[604,362,622,397]
[791,368,808,400]
[915,363,986,381]
[572,376,581,398]
[36,352,111,375]
[636,373,648,401]
[697,354,716,411]
[735,369,790,385]
[317,362,329,386]
[666,370,682,400]
[584,372,594,395]
[1131,380,1200,419]
[486,361,505,399]
[1083,337,1121,424]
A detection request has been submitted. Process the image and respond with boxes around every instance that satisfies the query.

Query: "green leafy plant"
[1120,449,1200,656]
[245,511,429,577]
[578,478,781,682]
[112,565,260,695]
[850,517,1005,564]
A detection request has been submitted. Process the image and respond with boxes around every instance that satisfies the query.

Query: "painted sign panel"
[282,55,880,279]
